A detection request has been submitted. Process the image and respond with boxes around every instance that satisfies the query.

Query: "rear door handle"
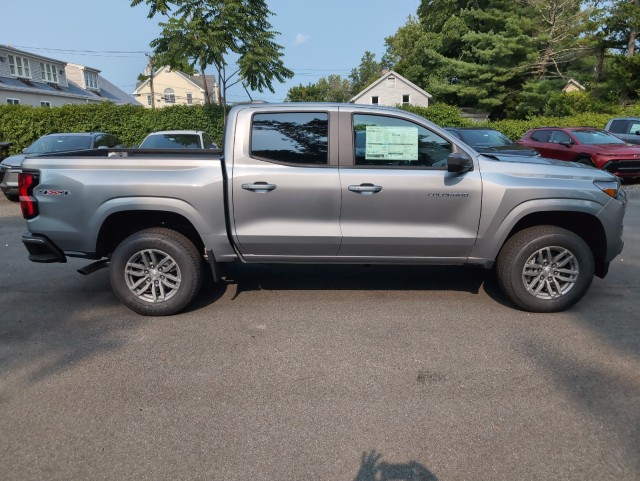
[241,182,277,193]
[348,183,383,195]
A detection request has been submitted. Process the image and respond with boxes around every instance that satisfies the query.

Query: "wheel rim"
[124,249,182,304]
[522,246,579,300]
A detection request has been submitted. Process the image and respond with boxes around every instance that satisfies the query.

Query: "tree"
[285,75,352,102]
[132,0,293,118]
[349,51,384,95]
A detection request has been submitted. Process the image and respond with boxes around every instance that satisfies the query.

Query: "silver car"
[0,132,121,201]
[138,130,219,149]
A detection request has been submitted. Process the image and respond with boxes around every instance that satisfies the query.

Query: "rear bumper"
[0,166,19,194]
[22,233,67,263]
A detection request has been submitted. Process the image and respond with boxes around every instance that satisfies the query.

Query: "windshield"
[571,130,626,145]
[458,130,512,146]
[140,134,201,149]
[25,135,93,154]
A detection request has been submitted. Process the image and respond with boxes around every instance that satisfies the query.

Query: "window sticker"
[365,126,418,161]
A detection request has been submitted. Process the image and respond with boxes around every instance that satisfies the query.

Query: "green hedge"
[0,102,225,155]
[2,101,639,155]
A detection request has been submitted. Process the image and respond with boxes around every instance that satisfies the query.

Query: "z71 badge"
[38,189,71,196]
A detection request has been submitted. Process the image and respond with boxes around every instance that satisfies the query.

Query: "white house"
[132,66,220,108]
[350,70,432,108]
[0,44,137,107]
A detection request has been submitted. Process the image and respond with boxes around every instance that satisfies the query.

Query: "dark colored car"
[0,132,122,201]
[0,142,12,162]
[517,127,640,178]
[604,117,640,145]
[445,127,540,157]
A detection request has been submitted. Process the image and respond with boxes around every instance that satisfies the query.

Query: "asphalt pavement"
[1,184,639,481]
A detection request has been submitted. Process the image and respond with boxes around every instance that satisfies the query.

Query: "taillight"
[18,172,39,219]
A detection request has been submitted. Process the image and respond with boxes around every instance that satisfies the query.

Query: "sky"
[1,0,421,104]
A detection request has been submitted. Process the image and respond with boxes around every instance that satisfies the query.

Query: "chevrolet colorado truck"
[17,103,626,315]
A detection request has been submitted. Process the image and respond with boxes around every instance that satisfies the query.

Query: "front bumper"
[601,159,640,177]
[22,233,67,263]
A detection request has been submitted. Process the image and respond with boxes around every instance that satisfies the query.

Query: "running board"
[78,259,110,275]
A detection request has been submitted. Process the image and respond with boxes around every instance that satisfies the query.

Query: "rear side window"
[608,120,628,134]
[251,112,328,165]
[530,130,551,142]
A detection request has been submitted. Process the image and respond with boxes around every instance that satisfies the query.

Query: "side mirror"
[447,152,473,173]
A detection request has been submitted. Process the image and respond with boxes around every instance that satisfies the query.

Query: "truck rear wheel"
[496,226,594,312]
[109,228,203,316]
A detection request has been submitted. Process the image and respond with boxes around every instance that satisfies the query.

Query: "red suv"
[517,127,640,178]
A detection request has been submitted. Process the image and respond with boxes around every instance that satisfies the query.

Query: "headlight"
[594,180,621,198]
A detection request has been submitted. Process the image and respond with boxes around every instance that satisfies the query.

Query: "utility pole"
[145,54,156,110]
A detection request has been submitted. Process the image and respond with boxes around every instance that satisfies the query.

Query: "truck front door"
[231,109,342,259]
[337,111,482,261]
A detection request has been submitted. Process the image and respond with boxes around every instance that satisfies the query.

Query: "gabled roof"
[0,44,66,66]
[133,66,218,93]
[350,70,432,103]
[563,78,586,92]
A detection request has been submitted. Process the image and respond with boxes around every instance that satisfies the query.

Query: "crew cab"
[17,103,626,315]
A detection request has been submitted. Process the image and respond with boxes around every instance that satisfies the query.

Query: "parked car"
[517,127,640,178]
[604,117,640,145]
[445,127,540,157]
[0,132,122,201]
[138,130,219,149]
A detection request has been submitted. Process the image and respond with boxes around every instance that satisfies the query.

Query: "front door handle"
[348,183,383,195]
[241,182,277,193]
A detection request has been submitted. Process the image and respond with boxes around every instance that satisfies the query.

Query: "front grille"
[603,160,640,175]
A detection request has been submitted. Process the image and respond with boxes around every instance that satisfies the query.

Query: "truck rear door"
[230,108,342,259]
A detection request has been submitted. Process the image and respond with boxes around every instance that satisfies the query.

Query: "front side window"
[164,88,175,104]
[84,71,99,89]
[629,122,640,135]
[353,114,451,168]
[251,112,328,165]
[9,55,31,78]
[40,62,59,83]
[549,131,571,144]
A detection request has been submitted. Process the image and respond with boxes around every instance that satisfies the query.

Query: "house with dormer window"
[0,44,137,106]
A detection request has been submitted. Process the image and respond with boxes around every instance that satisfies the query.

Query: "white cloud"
[294,33,310,46]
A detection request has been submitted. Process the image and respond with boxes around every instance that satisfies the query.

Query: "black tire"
[575,155,595,167]
[496,226,594,312]
[3,192,19,202]
[109,228,203,316]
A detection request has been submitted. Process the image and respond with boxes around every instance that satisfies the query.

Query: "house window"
[147,94,152,106]
[40,62,59,83]
[186,92,193,104]
[402,94,410,105]
[6,98,20,105]
[84,71,99,90]
[371,96,379,105]
[40,101,51,107]
[164,88,175,104]
[9,55,31,78]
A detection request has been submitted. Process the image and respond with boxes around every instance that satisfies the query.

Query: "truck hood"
[479,153,618,179]
[0,154,26,169]
[475,144,540,157]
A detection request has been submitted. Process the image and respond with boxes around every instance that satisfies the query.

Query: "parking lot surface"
[1,185,639,481]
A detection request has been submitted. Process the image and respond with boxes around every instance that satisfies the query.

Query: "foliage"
[285,75,352,102]
[401,103,471,127]
[138,0,293,113]
[349,51,384,95]
[0,103,225,154]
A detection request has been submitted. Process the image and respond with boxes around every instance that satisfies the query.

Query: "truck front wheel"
[496,226,594,312]
[109,228,203,316]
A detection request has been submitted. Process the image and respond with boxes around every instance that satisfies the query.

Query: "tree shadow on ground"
[354,450,438,481]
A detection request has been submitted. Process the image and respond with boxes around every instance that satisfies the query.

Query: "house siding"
[133,68,218,108]
[1,91,89,107]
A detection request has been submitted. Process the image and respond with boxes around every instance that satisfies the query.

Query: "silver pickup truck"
[17,103,626,315]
